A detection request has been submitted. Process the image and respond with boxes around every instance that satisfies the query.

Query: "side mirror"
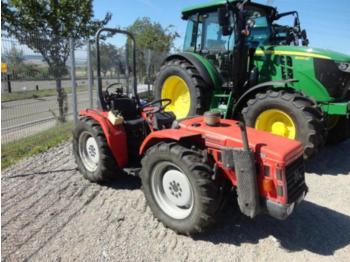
[218,7,232,36]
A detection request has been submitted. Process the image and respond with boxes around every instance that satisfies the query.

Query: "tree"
[127,17,179,80]
[91,43,126,78]
[128,17,179,52]
[2,0,111,122]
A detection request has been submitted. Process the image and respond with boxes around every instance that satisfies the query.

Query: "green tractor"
[154,0,350,158]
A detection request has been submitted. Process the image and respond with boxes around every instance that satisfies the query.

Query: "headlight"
[336,62,350,73]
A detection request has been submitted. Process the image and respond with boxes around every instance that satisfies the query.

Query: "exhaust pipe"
[237,121,250,151]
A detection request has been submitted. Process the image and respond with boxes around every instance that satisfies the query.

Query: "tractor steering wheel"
[140,99,172,114]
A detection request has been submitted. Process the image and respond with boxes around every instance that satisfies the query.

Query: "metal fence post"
[146,49,152,98]
[87,40,94,108]
[125,43,130,96]
[70,38,78,126]
[7,74,12,93]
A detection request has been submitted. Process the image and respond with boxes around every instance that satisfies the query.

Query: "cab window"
[183,15,197,52]
[201,12,234,52]
[183,12,234,53]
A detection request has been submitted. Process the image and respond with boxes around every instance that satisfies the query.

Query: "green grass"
[1,122,73,169]
[2,86,89,102]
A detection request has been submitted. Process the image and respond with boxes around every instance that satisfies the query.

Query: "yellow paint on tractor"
[255,109,297,139]
[161,76,191,119]
[255,50,331,60]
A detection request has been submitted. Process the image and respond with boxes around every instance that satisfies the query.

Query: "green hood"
[256,45,350,62]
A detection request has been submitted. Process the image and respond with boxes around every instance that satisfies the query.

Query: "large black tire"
[73,117,119,183]
[154,58,210,119]
[242,90,326,159]
[140,143,220,235]
[326,116,350,144]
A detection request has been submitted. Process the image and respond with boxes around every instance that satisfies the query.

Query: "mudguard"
[139,128,202,155]
[232,79,298,118]
[79,109,128,168]
[223,148,260,218]
[164,53,222,89]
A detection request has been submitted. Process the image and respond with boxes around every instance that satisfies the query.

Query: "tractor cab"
[181,0,308,89]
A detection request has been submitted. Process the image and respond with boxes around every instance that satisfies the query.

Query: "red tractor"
[73,28,307,235]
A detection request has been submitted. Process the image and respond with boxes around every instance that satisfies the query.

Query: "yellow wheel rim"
[161,75,191,119]
[255,109,297,139]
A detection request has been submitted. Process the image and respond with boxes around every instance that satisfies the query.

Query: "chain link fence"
[1,34,168,145]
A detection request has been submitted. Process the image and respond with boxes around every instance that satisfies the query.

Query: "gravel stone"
[1,140,350,261]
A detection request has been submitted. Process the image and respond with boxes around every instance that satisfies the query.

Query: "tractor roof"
[182,0,276,19]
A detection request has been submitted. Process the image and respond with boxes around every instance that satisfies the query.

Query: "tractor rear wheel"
[141,143,220,235]
[73,117,119,183]
[242,90,326,159]
[154,59,209,119]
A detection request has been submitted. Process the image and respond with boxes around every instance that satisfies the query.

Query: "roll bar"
[95,28,139,110]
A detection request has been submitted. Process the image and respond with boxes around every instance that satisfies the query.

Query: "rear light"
[262,179,276,196]
[276,168,283,180]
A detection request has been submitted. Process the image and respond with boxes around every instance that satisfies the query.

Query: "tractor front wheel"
[141,143,220,235]
[242,90,326,159]
[73,117,119,183]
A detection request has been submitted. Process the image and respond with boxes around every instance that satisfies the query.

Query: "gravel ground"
[2,140,350,262]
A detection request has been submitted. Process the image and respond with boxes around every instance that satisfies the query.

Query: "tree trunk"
[56,79,67,122]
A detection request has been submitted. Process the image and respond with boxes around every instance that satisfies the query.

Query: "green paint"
[186,52,221,88]
[182,0,236,15]
[209,90,233,118]
[254,47,330,101]
[189,46,350,117]
[255,46,350,62]
[179,2,350,118]
[253,46,350,109]
[320,102,350,115]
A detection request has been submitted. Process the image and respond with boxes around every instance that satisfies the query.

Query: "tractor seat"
[153,111,176,130]
[112,97,139,120]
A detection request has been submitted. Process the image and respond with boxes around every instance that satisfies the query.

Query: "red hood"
[179,117,304,165]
